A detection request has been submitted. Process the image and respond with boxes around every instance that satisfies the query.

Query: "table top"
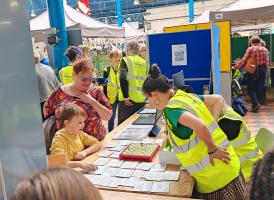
[82,113,195,198]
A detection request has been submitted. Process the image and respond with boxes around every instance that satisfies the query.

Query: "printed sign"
[172,44,187,66]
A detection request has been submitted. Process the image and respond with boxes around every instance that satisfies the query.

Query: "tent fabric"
[30,4,125,38]
[122,22,145,42]
[231,23,272,32]
[190,10,210,24]
[210,0,274,24]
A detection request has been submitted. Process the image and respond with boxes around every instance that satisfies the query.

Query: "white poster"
[172,44,187,66]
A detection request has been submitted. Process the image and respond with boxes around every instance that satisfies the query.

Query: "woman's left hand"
[76,93,95,104]
[209,146,231,165]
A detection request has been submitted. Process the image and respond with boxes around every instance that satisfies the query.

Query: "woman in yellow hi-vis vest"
[142,65,246,200]
[59,46,83,85]
[201,95,263,182]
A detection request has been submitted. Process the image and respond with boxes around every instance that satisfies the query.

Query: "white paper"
[142,138,155,144]
[109,151,121,159]
[155,139,164,145]
[119,177,139,187]
[172,44,187,66]
[138,108,157,114]
[131,170,146,178]
[94,158,109,166]
[150,163,167,172]
[136,162,155,171]
[119,140,133,146]
[102,167,120,177]
[104,141,119,148]
[162,171,181,181]
[113,125,153,141]
[144,171,163,181]
[87,175,108,185]
[107,159,124,168]
[120,161,139,169]
[110,145,125,152]
[102,177,120,188]
[134,181,153,192]
[115,169,134,178]
[91,166,108,175]
[151,182,170,193]
[98,150,114,157]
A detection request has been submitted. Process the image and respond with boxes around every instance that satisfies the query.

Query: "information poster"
[172,44,187,66]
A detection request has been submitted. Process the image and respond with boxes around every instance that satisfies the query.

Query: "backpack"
[43,116,57,154]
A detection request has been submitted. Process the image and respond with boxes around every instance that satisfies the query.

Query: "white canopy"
[190,10,210,24]
[122,22,146,42]
[210,0,274,25]
[30,4,125,38]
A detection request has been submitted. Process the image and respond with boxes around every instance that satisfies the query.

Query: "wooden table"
[82,113,195,199]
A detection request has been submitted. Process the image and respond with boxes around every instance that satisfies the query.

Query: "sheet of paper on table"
[162,171,181,181]
[94,158,110,166]
[115,169,134,178]
[120,161,139,169]
[110,145,126,152]
[150,163,167,172]
[107,159,124,168]
[91,166,108,175]
[151,182,170,193]
[102,177,120,188]
[119,177,139,187]
[142,138,155,144]
[138,108,157,114]
[136,162,155,171]
[98,150,114,157]
[104,141,120,148]
[109,151,121,159]
[144,171,164,181]
[131,170,146,178]
[102,167,120,177]
[134,180,153,192]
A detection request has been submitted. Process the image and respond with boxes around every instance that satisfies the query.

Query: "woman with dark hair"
[142,64,246,199]
[12,168,103,200]
[44,60,112,142]
[248,149,274,200]
[59,46,83,85]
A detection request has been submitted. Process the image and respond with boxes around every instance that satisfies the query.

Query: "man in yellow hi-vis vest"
[118,41,149,125]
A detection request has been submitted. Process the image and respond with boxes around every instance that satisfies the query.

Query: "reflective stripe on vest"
[124,57,147,80]
[240,148,260,162]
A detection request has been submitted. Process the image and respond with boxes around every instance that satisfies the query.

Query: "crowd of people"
[16,39,273,200]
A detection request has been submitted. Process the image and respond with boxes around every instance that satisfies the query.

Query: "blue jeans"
[108,102,118,132]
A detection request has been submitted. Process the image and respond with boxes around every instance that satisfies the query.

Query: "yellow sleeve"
[50,134,66,155]
[80,132,99,147]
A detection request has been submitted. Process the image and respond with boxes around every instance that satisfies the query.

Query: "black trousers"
[118,101,145,125]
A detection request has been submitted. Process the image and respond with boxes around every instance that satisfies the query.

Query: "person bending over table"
[142,64,246,200]
[44,60,112,141]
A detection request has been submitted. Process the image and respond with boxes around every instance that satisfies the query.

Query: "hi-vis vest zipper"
[218,109,263,182]
[163,90,241,193]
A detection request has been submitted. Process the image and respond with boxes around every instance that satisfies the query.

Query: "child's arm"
[68,161,97,172]
[74,143,101,160]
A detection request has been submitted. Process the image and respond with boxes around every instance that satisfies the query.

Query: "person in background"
[11,168,103,200]
[44,60,112,141]
[50,104,101,172]
[139,44,147,61]
[79,44,92,63]
[33,50,59,122]
[105,51,121,132]
[203,94,263,182]
[247,149,274,200]
[39,45,50,66]
[118,41,149,125]
[234,36,269,112]
[59,46,83,85]
[142,64,246,200]
[260,39,270,105]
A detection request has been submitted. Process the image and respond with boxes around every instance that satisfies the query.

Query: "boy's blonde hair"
[60,104,87,128]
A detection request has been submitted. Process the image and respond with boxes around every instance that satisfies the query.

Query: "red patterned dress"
[44,86,111,141]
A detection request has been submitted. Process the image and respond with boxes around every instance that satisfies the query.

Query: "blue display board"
[148,29,212,94]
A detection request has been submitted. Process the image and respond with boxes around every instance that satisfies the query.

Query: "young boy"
[50,104,101,172]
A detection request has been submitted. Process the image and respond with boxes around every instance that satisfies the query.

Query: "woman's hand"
[74,151,87,160]
[76,93,96,104]
[209,146,231,165]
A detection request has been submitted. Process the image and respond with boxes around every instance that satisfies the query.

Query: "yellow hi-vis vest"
[218,109,263,182]
[107,65,120,104]
[118,55,148,102]
[163,90,240,193]
[59,65,74,85]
